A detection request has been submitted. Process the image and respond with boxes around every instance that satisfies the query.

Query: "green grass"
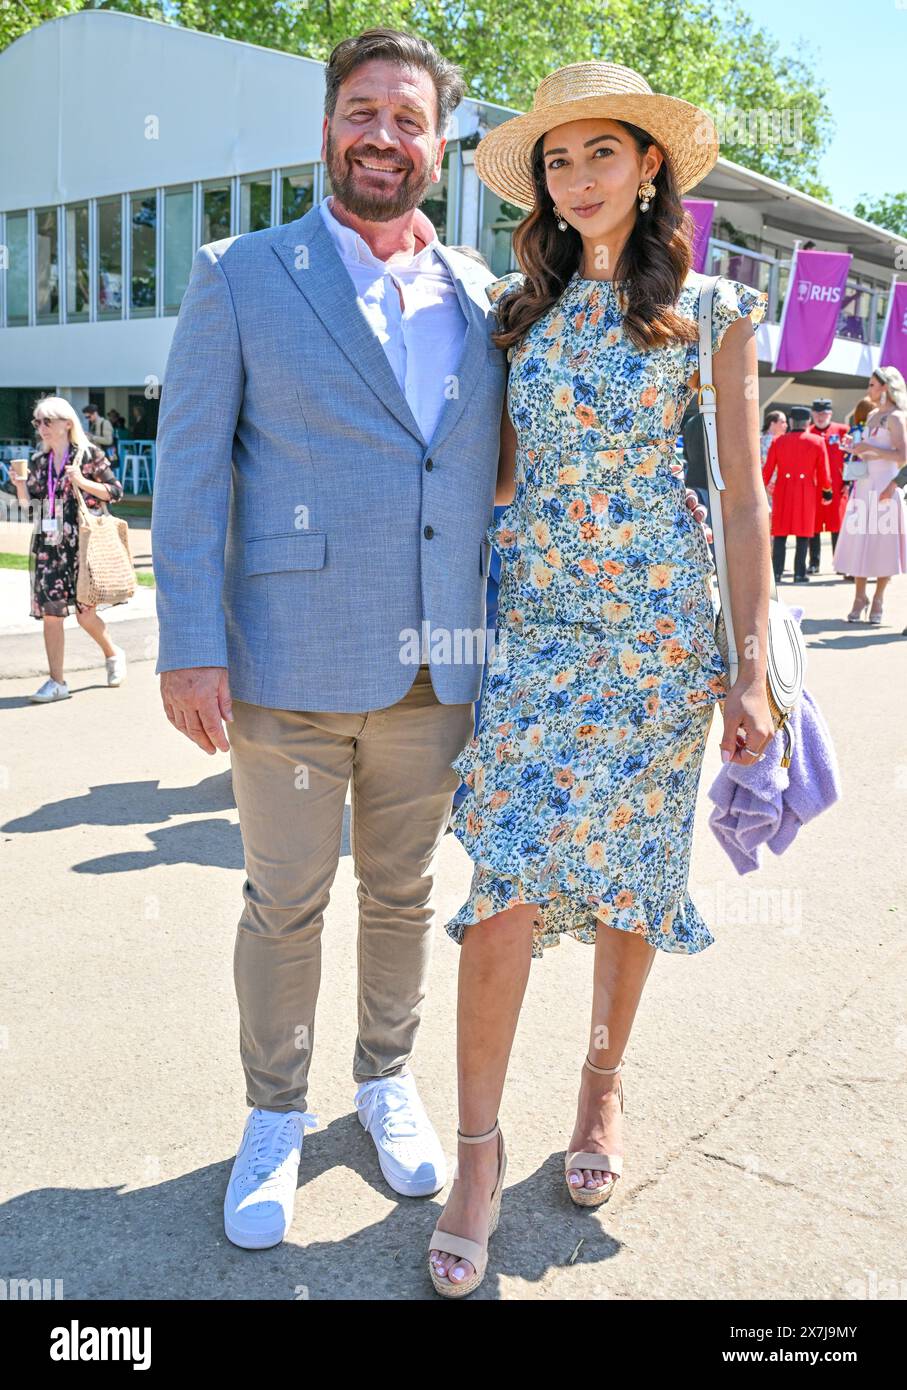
[111,497,153,517]
[0,550,155,586]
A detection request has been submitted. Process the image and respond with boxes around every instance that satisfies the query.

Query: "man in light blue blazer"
[151,29,507,1248]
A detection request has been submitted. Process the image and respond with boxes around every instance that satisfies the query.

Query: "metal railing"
[706,238,888,345]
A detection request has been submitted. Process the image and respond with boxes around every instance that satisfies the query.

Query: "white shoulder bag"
[697,275,806,767]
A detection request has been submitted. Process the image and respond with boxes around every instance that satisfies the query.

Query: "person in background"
[806,397,848,573]
[760,408,787,510]
[104,408,126,468]
[762,404,832,582]
[129,402,148,439]
[761,408,787,465]
[82,403,114,453]
[846,394,874,433]
[835,366,907,623]
[10,395,127,702]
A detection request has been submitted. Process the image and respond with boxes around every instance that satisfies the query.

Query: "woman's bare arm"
[496,401,517,505]
[879,410,907,495]
[712,314,775,760]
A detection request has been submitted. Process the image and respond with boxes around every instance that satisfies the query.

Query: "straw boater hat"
[474,62,719,210]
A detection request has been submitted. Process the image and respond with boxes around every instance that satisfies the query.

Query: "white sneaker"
[30,678,70,703]
[355,1069,446,1197]
[223,1108,317,1249]
[106,644,127,686]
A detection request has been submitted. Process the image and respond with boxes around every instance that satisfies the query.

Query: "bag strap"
[697,275,739,685]
[73,474,112,524]
[697,275,779,688]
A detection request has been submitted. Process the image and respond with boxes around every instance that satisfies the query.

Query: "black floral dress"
[25,443,125,618]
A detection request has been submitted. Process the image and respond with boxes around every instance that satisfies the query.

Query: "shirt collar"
[320,196,440,270]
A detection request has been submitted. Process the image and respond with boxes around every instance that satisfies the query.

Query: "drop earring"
[638,180,657,212]
[553,205,568,231]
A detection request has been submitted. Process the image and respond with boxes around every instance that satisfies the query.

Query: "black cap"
[790,406,812,424]
[811,398,833,410]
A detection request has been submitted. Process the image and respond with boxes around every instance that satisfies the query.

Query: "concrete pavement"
[1,539,905,1300]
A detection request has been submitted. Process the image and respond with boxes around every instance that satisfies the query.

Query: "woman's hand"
[719,677,775,766]
[64,463,84,486]
[879,481,897,503]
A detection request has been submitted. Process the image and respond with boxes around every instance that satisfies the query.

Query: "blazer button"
[424,525,434,539]
[424,457,433,471]
[784,472,791,478]
[799,473,805,479]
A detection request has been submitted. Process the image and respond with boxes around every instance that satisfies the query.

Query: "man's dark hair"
[324,28,467,134]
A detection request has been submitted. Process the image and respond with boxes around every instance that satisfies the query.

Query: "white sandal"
[428,1120,507,1298]
[565,1057,624,1207]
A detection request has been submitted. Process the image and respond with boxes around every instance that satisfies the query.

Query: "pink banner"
[774,248,852,372]
[879,281,907,378]
[683,199,715,273]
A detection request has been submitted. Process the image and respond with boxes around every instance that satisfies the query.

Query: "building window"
[280,167,316,225]
[202,181,232,243]
[164,186,194,315]
[36,206,60,324]
[130,189,157,316]
[97,196,123,318]
[240,172,272,233]
[65,202,90,322]
[422,144,456,241]
[479,189,521,276]
[5,211,29,326]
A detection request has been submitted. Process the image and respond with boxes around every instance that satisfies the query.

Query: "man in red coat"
[763,405,832,582]
[806,397,848,573]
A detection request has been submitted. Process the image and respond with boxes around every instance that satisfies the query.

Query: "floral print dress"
[25,443,125,618]
[444,271,766,958]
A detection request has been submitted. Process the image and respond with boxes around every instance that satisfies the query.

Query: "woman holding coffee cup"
[11,396,128,702]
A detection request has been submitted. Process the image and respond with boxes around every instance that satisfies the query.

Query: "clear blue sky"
[742,0,903,212]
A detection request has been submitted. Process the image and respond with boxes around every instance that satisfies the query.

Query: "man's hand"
[160,667,233,754]
[683,486,712,542]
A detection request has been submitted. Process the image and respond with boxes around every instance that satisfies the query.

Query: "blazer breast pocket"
[243,530,326,576]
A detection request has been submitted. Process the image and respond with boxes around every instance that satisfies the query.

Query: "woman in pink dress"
[834,367,907,624]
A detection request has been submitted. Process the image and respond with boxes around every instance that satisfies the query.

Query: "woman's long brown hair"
[493,121,698,354]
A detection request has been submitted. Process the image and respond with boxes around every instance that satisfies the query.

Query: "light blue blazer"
[151,203,507,710]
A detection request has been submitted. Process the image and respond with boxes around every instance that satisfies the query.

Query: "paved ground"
[1,534,905,1301]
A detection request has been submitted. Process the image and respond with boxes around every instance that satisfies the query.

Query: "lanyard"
[47,447,68,518]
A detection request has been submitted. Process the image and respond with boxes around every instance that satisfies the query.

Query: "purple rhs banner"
[683,199,715,274]
[774,248,852,372]
[879,281,907,378]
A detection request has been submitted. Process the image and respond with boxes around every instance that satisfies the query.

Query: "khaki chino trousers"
[228,664,476,1112]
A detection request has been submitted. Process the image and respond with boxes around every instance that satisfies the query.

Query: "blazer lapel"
[271,209,501,454]
[272,207,424,444]
[424,243,499,456]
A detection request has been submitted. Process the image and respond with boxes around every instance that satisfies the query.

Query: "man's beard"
[325,128,435,222]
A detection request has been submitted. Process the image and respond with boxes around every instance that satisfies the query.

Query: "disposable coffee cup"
[9,458,28,481]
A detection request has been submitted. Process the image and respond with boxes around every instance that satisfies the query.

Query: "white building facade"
[1,9,905,442]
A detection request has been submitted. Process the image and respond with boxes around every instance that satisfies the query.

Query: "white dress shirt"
[319,196,469,666]
[319,196,466,443]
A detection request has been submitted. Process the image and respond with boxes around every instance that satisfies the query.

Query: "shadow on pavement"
[2,771,354,868]
[0,1114,623,1300]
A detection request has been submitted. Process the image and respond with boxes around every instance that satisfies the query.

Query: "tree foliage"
[852,193,907,239]
[2,0,838,196]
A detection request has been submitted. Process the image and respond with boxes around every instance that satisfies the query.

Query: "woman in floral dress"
[429,63,774,1297]
[11,396,128,702]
